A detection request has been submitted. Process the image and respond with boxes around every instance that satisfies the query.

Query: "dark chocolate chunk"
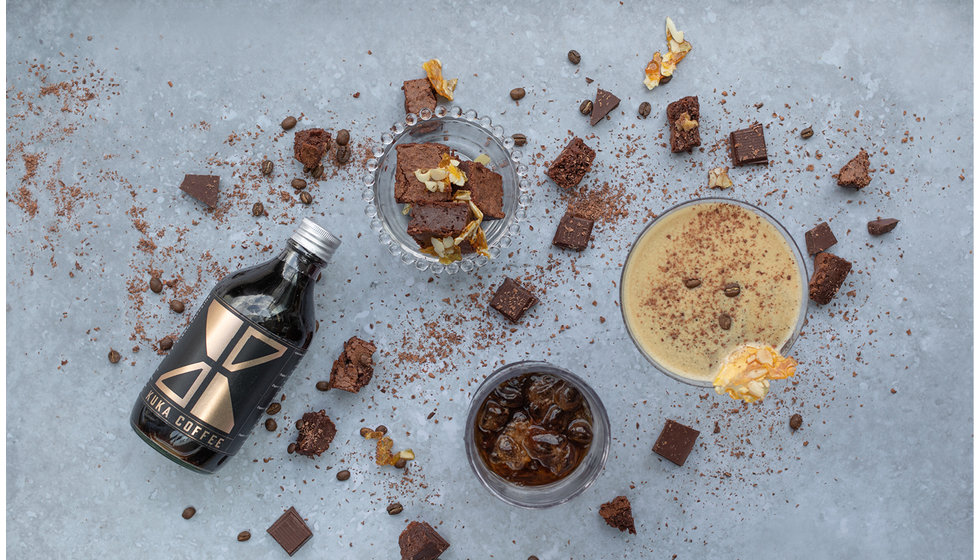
[546,137,596,189]
[590,88,620,126]
[293,128,331,168]
[403,78,437,115]
[729,123,768,166]
[805,222,838,255]
[457,160,504,220]
[868,218,899,236]
[329,336,377,393]
[179,174,220,208]
[406,202,472,246]
[394,143,453,204]
[808,252,852,305]
[266,506,313,556]
[599,495,636,534]
[666,96,701,153]
[398,521,450,560]
[490,277,538,323]
[837,149,871,189]
[652,419,699,466]
[294,410,336,457]
[552,212,594,251]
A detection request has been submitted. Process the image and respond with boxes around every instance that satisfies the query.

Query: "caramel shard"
[362,428,415,467]
[422,58,458,101]
[708,167,733,189]
[713,344,797,403]
[644,17,692,90]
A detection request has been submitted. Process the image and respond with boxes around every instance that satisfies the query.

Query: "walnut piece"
[708,166,733,189]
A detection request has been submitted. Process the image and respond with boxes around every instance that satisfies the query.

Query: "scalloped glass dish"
[362,107,531,274]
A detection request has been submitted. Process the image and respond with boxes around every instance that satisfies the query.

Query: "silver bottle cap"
[290,219,341,263]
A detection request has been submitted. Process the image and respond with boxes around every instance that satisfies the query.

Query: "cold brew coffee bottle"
[130,219,340,474]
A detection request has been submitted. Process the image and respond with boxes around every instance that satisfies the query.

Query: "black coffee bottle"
[130,219,341,474]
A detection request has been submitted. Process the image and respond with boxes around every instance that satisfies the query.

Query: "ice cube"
[489,420,531,472]
[478,400,510,432]
[566,418,593,445]
[523,426,574,477]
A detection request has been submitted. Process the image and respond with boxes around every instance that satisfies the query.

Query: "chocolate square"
[546,137,596,189]
[838,149,871,189]
[804,222,837,255]
[179,174,219,208]
[729,123,768,166]
[266,507,313,557]
[808,251,852,305]
[329,336,377,393]
[599,495,636,534]
[398,521,449,560]
[490,277,538,323]
[552,212,594,251]
[394,143,453,204]
[666,95,701,153]
[293,128,331,168]
[457,160,504,219]
[652,419,699,466]
[294,410,336,457]
[406,202,472,246]
[402,78,437,115]
[590,88,620,126]
[868,218,899,236]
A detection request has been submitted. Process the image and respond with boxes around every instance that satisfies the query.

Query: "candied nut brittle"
[422,58,458,101]
[419,195,490,264]
[414,153,467,193]
[708,166,733,189]
[362,428,415,467]
[713,344,798,403]
[644,17,692,90]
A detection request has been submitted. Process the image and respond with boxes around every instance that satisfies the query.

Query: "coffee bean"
[529,556,540,560]
[299,192,313,205]
[659,74,672,85]
[170,300,185,313]
[375,425,388,435]
[335,145,351,164]
[303,165,312,174]
[638,101,651,118]
[159,336,174,351]
[512,133,527,147]
[237,531,251,542]
[281,116,297,130]
[181,506,196,520]
[291,178,307,190]
[579,99,593,115]
[386,502,404,515]
[260,160,274,175]
[149,276,163,293]
[510,87,526,101]
[316,380,330,391]
[683,278,701,289]
[266,402,282,415]
[265,418,277,431]
[394,458,407,469]
[790,413,803,431]
[336,129,350,146]
[287,442,297,454]
[567,49,581,64]
[359,427,372,437]
[718,312,732,330]
[295,419,304,430]
[251,202,265,217]
[311,163,324,179]
[723,282,741,297]
[336,469,351,481]
[108,349,121,363]
[801,126,814,139]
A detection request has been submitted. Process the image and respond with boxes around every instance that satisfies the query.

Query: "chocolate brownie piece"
[590,88,621,126]
[402,78,437,115]
[666,95,701,153]
[179,174,219,208]
[805,222,837,255]
[552,212,594,251]
[295,410,336,457]
[546,137,596,189]
[398,521,449,560]
[599,495,636,534]
[407,202,472,246]
[729,123,768,166]
[837,149,871,189]
[329,336,377,393]
[394,143,453,204]
[652,419,699,466]
[457,160,504,219]
[293,128,331,168]
[867,218,899,235]
[490,277,538,323]
[808,252,852,305]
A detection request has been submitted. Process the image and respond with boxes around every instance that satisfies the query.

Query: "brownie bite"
[295,410,336,457]
[666,95,701,153]
[329,336,377,393]
[546,137,596,189]
[809,252,852,304]
[394,143,453,204]
[552,211,594,251]
[457,160,504,219]
[407,202,472,246]
[293,128,331,168]
[599,496,637,534]
[398,521,449,560]
[838,149,871,189]
[490,277,538,323]
[402,78,437,115]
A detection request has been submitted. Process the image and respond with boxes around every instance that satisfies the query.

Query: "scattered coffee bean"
[723,282,741,297]
[510,87,526,101]
[315,381,330,391]
[170,300,185,313]
[266,402,282,415]
[718,313,732,331]
[790,413,803,431]
[579,99,593,115]
[638,101,652,118]
[260,160,274,175]
[683,277,702,289]
[295,419,305,430]
[181,506,196,520]
[303,165,312,174]
[265,418,277,431]
[287,442,297,454]
[335,145,351,164]
[529,556,540,560]
[512,133,527,146]
[801,126,814,139]
[359,427,372,437]
[659,74,672,85]
[291,178,307,190]
[281,116,297,130]
[336,129,351,146]
[567,49,581,64]
[159,336,174,351]
[108,349,121,363]
[336,469,351,481]
[149,276,163,293]
[299,192,313,205]
[386,502,404,515]
[394,458,407,469]
[251,202,265,217]
[375,425,388,435]
[237,531,251,542]
[311,163,324,179]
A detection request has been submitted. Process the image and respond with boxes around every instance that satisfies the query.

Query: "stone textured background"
[6,1,973,558]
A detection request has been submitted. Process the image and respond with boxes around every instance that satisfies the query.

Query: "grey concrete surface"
[6,1,973,558]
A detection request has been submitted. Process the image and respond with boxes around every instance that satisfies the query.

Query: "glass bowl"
[619,197,810,388]
[463,361,611,509]
[362,106,532,274]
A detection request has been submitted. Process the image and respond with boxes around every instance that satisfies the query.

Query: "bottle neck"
[279,239,328,285]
